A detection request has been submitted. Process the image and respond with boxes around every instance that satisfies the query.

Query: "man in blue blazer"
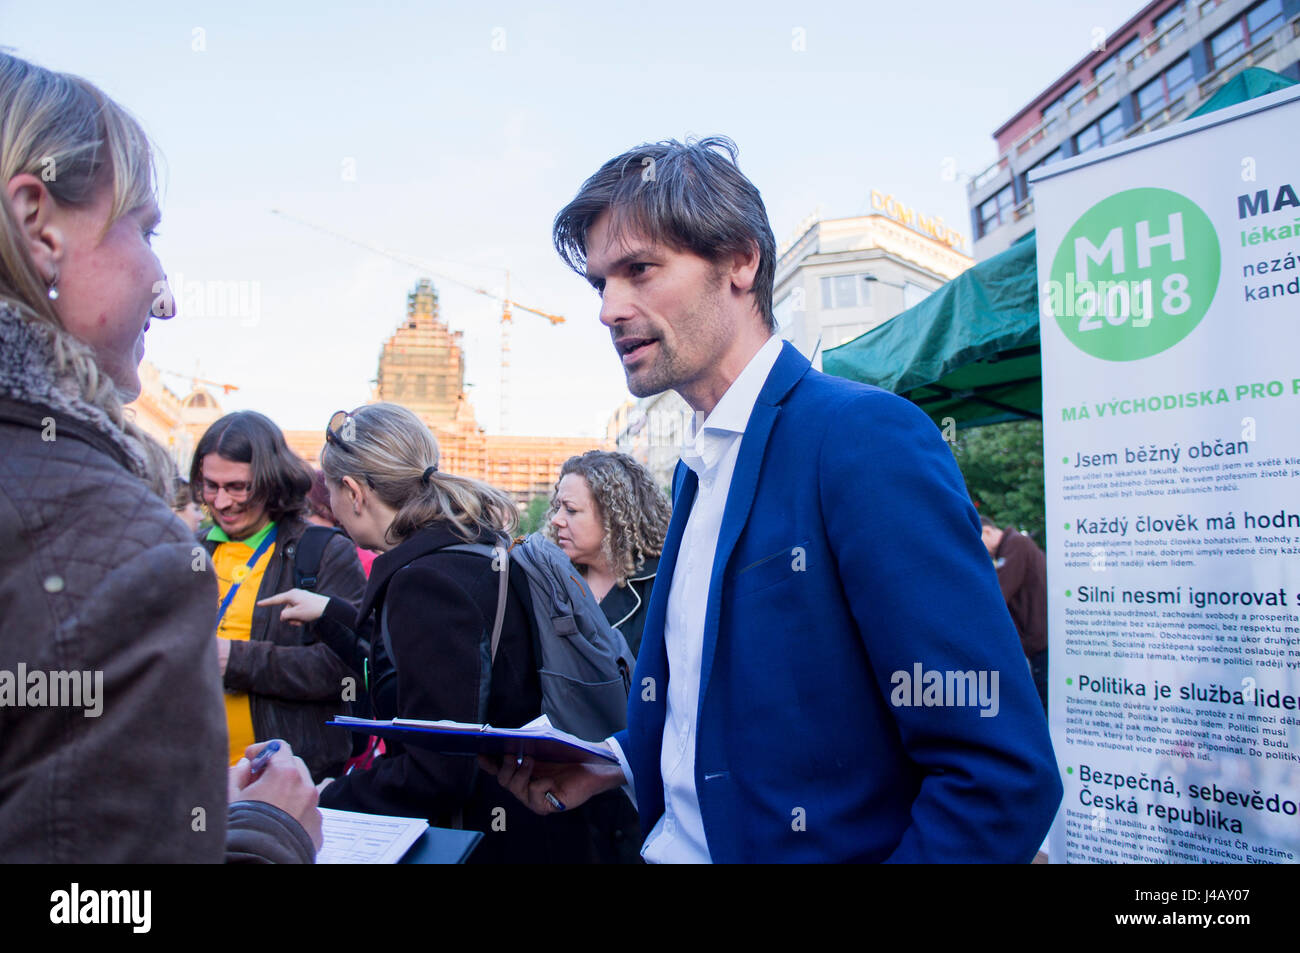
[486,136,1062,862]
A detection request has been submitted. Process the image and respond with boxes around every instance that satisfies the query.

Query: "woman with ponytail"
[0,52,320,862]
[261,403,593,862]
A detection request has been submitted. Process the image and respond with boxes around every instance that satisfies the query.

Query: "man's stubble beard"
[623,267,730,400]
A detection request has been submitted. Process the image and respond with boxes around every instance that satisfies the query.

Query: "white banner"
[1034,87,1300,864]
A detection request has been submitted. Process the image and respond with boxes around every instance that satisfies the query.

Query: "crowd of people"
[0,50,1062,864]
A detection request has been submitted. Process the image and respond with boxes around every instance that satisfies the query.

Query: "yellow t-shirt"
[211,523,277,766]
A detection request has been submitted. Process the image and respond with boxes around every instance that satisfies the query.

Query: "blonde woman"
[0,52,319,861]
[261,403,594,862]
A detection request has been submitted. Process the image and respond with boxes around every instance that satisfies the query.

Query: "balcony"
[971,156,1010,191]
[1125,92,1191,138]
[1127,13,1188,72]
[1198,18,1297,99]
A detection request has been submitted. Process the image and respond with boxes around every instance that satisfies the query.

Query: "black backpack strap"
[294,525,342,591]
[441,541,510,664]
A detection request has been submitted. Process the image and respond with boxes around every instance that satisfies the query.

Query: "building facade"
[969,0,1300,259]
[773,211,975,360]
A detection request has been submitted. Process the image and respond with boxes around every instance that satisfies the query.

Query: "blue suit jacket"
[616,342,1062,862]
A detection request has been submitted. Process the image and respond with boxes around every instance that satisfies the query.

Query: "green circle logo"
[1049,188,1220,361]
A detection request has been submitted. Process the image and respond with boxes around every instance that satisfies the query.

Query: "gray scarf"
[0,301,150,478]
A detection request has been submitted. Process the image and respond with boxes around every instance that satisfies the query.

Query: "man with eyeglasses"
[191,411,366,781]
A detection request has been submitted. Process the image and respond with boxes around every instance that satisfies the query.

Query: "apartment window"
[1135,56,1195,119]
[1034,145,1066,168]
[1154,2,1187,38]
[902,282,930,310]
[1074,106,1124,153]
[1025,146,1066,195]
[819,274,874,309]
[977,185,1016,237]
[1041,83,1080,124]
[1209,0,1285,67]
[1093,36,1142,92]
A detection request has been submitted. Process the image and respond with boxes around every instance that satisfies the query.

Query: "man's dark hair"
[979,516,999,529]
[190,411,313,522]
[553,136,777,333]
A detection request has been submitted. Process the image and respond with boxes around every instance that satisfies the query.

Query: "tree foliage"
[517,494,551,536]
[950,419,1047,548]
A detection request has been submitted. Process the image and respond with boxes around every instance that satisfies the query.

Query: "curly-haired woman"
[542,451,669,862]
[546,451,671,657]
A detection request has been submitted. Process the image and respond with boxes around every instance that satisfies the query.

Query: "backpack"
[293,525,343,591]
[379,532,635,743]
[293,525,376,762]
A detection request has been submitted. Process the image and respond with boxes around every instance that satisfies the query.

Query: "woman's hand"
[257,589,329,625]
[229,740,324,851]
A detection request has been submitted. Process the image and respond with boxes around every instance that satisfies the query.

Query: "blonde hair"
[320,402,519,546]
[544,450,670,586]
[0,52,171,496]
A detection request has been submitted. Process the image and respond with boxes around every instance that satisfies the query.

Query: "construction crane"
[271,208,564,431]
[155,365,240,395]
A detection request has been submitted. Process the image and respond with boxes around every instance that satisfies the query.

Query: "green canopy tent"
[1190,66,1298,117]
[823,67,1296,428]
[823,232,1040,428]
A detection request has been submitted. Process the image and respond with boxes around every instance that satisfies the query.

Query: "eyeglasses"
[200,478,253,502]
[325,410,357,453]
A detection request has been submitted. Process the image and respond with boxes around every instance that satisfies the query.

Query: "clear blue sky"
[4,0,1141,436]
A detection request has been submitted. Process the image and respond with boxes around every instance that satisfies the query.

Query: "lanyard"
[214,526,278,633]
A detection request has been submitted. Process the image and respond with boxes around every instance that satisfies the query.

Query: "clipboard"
[327,715,619,765]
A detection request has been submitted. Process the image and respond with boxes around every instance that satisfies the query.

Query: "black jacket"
[317,523,593,863]
[596,555,659,658]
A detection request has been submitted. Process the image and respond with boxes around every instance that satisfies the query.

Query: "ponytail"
[321,403,519,546]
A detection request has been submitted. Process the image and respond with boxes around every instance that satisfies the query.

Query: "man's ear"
[725,239,762,296]
[5,173,64,283]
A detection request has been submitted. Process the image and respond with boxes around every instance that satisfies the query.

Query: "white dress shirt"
[608,334,783,863]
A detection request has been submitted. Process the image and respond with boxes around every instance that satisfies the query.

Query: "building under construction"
[375,280,469,425]
[367,279,599,504]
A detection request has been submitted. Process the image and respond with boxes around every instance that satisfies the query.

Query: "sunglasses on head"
[325,410,356,452]
[324,410,375,488]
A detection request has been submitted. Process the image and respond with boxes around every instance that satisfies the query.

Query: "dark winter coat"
[317,522,594,863]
